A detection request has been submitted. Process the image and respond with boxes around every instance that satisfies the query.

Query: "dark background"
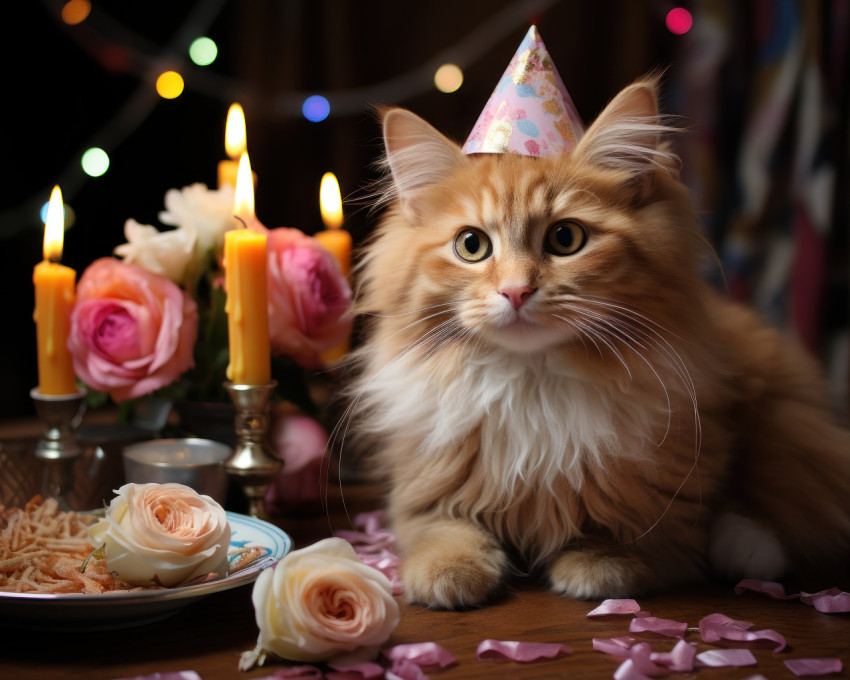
[1,0,848,420]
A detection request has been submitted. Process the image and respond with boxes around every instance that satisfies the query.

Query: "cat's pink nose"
[499,286,536,310]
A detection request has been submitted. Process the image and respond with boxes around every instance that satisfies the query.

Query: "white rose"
[159,182,237,258]
[114,218,196,284]
[88,482,231,587]
[241,537,400,669]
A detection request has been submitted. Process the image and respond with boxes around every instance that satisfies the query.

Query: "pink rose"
[69,257,198,402]
[266,228,352,368]
[265,414,331,513]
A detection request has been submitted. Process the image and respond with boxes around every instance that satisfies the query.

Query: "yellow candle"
[315,172,352,276]
[315,172,352,363]
[33,186,77,395]
[224,153,271,384]
[217,103,257,189]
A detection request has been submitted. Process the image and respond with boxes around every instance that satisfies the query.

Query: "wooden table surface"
[1,416,848,679]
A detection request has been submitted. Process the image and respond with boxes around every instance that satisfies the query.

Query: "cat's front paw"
[401,524,507,609]
[548,547,651,600]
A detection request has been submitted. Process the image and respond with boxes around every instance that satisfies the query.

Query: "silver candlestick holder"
[30,387,87,507]
[224,381,282,520]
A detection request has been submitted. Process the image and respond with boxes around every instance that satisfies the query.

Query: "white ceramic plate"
[0,512,291,631]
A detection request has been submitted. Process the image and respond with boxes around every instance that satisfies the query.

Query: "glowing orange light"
[225,103,247,158]
[234,152,255,221]
[319,173,343,229]
[61,0,91,25]
[156,71,184,99]
[44,186,65,262]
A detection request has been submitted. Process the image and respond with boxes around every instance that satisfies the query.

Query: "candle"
[217,103,257,189]
[315,172,352,362]
[32,186,77,395]
[315,172,351,276]
[224,153,271,385]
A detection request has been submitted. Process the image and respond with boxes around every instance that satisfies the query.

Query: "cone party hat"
[462,25,584,157]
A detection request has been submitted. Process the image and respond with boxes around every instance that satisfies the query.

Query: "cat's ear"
[572,77,673,200]
[382,108,466,221]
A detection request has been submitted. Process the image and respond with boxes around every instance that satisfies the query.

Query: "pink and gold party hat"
[462,25,584,157]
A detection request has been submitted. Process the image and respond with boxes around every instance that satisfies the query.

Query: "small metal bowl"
[122,438,231,505]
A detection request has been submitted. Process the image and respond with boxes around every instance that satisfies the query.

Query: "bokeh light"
[665,7,693,35]
[81,148,110,177]
[434,63,464,93]
[189,37,218,66]
[40,200,76,229]
[302,95,330,122]
[61,0,91,25]
[156,71,184,99]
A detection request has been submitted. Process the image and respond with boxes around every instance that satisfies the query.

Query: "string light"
[61,0,91,25]
[434,64,463,93]
[189,37,218,66]
[156,71,185,99]
[81,148,110,177]
[302,95,330,122]
[665,7,693,35]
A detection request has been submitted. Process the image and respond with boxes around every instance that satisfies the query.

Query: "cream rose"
[88,482,231,587]
[241,537,399,669]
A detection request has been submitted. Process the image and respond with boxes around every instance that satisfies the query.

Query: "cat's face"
[362,78,704,358]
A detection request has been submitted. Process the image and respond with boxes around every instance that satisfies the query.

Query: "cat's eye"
[545,220,587,256]
[454,228,492,263]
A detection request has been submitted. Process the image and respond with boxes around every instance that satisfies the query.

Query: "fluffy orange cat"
[346,76,850,609]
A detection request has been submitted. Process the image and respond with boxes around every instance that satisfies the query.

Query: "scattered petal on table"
[592,636,637,657]
[734,579,797,600]
[799,588,850,614]
[268,666,324,679]
[476,640,572,662]
[626,642,663,676]
[698,612,787,652]
[587,599,645,617]
[696,648,758,668]
[385,658,429,680]
[650,639,697,672]
[629,615,688,638]
[613,658,655,680]
[783,658,844,677]
[382,642,458,668]
[112,673,203,680]
[327,661,386,679]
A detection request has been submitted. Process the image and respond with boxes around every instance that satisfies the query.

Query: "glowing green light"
[81,148,110,177]
[189,37,218,66]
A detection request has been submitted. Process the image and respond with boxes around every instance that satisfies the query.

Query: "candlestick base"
[224,381,282,520]
[30,387,87,507]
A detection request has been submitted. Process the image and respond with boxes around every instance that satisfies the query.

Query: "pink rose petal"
[696,648,758,668]
[111,674,202,680]
[783,658,844,676]
[587,599,644,617]
[613,659,654,680]
[593,636,637,657]
[327,661,386,679]
[699,613,786,652]
[735,578,797,600]
[629,615,688,638]
[268,667,324,679]
[382,642,457,669]
[626,642,662,676]
[800,588,850,614]
[385,659,428,680]
[476,640,571,663]
[650,639,697,672]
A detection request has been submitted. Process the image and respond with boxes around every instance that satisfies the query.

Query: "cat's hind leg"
[396,515,508,609]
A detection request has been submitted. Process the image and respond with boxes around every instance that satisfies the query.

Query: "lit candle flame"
[225,103,247,159]
[44,185,65,262]
[320,172,343,229]
[234,152,255,223]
